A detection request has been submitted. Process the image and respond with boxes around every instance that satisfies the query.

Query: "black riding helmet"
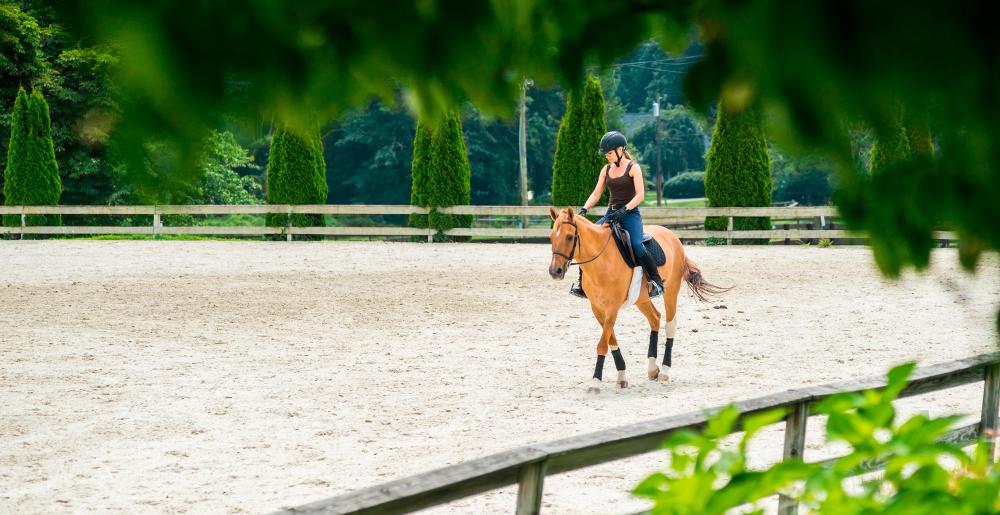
[598,131,628,165]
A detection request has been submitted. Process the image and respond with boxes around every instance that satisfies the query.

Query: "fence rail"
[272,352,1000,515]
[0,204,957,242]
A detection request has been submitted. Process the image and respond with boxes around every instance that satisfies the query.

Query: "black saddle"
[610,222,666,268]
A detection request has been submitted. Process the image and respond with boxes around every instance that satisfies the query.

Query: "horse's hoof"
[616,380,629,389]
[657,372,670,382]
[587,386,601,395]
[647,369,659,380]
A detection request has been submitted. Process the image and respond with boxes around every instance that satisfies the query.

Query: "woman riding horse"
[569,131,664,299]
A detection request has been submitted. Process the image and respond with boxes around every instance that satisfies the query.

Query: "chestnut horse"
[548,207,729,393]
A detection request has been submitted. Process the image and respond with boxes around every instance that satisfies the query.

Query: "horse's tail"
[683,257,732,302]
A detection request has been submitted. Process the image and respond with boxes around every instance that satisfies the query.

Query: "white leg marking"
[664,316,677,338]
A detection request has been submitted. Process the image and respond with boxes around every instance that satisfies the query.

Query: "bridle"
[551,218,613,267]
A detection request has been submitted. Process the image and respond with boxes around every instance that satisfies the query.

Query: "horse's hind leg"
[636,300,662,380]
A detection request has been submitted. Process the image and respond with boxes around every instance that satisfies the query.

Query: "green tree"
[408,119,433,232]
[409,111,472,239]
[265,121,327,234]
[189,130,261,205]
[552,75,607,208]
[426,111,472,240]
[4,88,62,228]
[326,100,415,205]
[704,101,771,242]
[0,4,45,204]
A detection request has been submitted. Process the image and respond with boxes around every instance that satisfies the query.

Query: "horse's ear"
[549,207,558,221]
[567,207,575,220]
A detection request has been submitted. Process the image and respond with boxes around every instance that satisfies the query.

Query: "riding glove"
[608,207,628,223]
[578,207,588,216]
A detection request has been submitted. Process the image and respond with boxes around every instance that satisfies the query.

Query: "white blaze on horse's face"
[548,209,576,280]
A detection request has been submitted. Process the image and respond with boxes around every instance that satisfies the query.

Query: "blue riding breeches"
[597,206,646,258]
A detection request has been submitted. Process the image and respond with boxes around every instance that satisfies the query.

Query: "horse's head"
[548,207,580,280]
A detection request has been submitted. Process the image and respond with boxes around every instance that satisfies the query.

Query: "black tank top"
[605,162,637,207]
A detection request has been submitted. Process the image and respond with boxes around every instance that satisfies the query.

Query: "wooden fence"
[0,204,959,243]
[272,352,1000,515]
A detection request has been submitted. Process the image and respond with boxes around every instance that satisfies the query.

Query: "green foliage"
[4,88,62,227]
[265,121,328,233]
[663,171,705,199]
[635,364,1000,514]
[0,4,45,203]
[188,130,262,205]
[327,101,415,205]
[870,113,912,176]
[408,111,472,240]
[614,41,703,112]
[904,107,934,159]
[770,150,834,206]
[631,106,708,180]
[552,75,607,208]
[704,102,771,242]
[48,0,1000,293]
[408,119,433,231]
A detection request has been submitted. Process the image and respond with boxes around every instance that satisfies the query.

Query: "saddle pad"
[622,266,644,308]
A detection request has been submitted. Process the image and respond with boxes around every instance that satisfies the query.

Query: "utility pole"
[654,97,663,206]
[519,79,531,228]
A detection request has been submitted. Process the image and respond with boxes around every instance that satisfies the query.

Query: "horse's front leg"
[609,331,628,389]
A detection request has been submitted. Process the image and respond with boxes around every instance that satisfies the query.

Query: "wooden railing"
[0,204,956,243]
[271,353,1000,515]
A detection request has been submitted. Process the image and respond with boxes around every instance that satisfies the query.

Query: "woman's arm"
[626,164,645,210]
[581,166,608,210]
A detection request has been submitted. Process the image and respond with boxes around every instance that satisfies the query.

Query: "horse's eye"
[565,235,573,241]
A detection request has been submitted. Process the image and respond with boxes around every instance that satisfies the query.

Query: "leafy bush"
[663,171,705,199]
[635,363,1000,514]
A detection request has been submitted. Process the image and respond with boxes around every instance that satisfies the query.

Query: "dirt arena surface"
[1,241,998,514]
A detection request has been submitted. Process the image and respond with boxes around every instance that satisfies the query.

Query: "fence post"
[20,209,26,240]
[153,207,161,239]
[778,400,809,515]
[286,206,293,242]
[980,363,1000,462]
[515,461,547,515]
[726,215,733,245]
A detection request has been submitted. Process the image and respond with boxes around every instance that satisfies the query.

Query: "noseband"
[551,219,613,267]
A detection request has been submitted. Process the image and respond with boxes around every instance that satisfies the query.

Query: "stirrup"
[647,280,664,298]
[569,282,588,299]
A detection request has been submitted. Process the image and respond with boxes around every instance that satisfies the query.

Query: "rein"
[552,219,613,267]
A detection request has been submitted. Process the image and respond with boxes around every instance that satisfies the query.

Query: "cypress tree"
[265,120,328,237]
[4,88,62,229]
[408,119,433,233]
[704,101,771,243]
[552,75,607,208]
[428,111,472,240]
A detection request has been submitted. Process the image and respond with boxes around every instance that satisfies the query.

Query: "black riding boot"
[638,252,664,298]
[569,268,587,298]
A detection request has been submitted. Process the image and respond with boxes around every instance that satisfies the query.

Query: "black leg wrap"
[611,348,626,371]
[662,338,674,367]
[594,354,605,380]
[647,331,658,358]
